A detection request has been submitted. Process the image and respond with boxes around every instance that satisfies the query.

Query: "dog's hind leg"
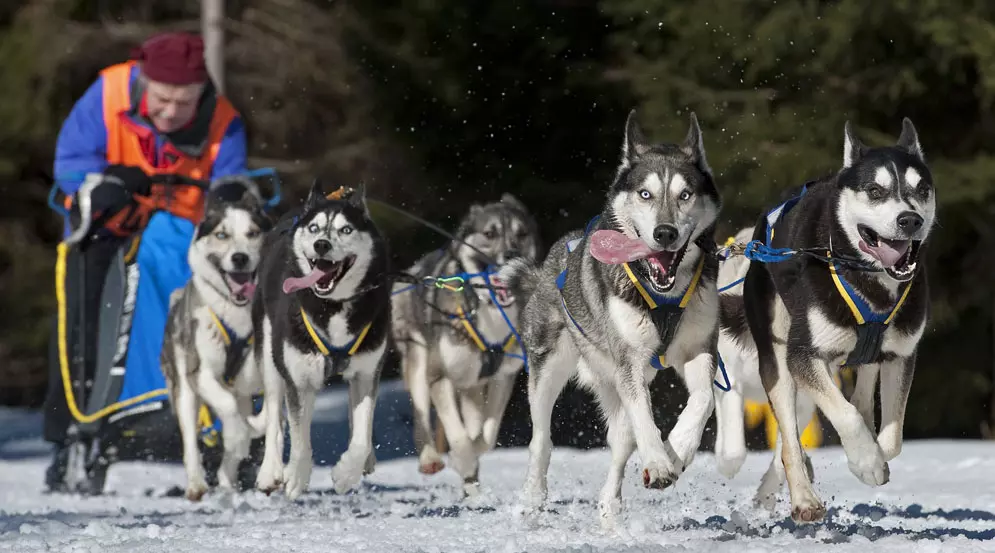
[477,372,517,454]
[407,338,444,475]
[522,333,576,515]
[332,354,383,495]
[876,355,915,462]
[199,373,251,492]
[284,385,316,500]
[596,385,635,531]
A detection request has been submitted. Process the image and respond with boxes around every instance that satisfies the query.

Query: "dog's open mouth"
[641,241,689,292]
[282,255,356,295]
[857,224,920,281]
[488,274,514,307]
[223,272,256,305]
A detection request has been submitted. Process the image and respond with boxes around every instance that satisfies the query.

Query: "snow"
[3,381,995,552]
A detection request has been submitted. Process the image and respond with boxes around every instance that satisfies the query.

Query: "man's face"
[144,79,204,133]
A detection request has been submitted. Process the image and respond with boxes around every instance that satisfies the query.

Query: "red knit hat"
[131,32,208,85]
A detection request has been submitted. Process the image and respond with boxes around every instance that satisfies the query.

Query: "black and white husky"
[161,177,270,501]
[391,194,540,496]
[252,180,391,499]
[501,110,722,527]
[721,119,935,523]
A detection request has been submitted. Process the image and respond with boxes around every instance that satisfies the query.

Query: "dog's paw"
[790,493,827,524]
[185,474,209,502]
[418,448,445,475]
[364,451,376,476]
[255,462,284,495]
[284,457,313,501]
[847,444,890,487]
[641,459,678,490]
[715,447,747,480]
[598,497,623,532]
[331,452,366,494]
[448,442,479,481]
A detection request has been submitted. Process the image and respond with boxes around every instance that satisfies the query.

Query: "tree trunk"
[201,0,225,94]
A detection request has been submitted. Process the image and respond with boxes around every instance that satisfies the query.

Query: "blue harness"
[556,216,705,371]
[763,185,914,366]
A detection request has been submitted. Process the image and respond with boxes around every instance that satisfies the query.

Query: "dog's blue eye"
[679,190,693,201]
[340,225,353,235]
[638,190,651,200]
[215,231,229,240]
[308,223,320,234]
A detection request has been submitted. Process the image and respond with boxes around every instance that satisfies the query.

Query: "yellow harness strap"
[828,258,913,326]
[455,306,519,353]
[300,306,372,356]
[621,254,706,311]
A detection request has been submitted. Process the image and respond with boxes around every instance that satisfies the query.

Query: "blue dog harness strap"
[300,307,372,383]
[207,308,254,386]
[556,216,704,370]
[763,184,915,366]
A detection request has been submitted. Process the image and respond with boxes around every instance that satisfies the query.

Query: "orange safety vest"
[65,61,239,235]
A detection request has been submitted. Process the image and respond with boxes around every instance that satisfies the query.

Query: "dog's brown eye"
[867,186,884,200]
[246,230,260,239]
[484,229,497,239]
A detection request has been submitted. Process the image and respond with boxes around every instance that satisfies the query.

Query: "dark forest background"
[2,0,995,450]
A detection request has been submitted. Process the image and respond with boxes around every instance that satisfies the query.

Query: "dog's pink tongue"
[282,268,328,294]
[859,240,909,268]
[236,281,257,300]
[589,229,654,264]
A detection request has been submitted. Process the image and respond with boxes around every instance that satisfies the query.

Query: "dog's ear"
[842,121,867,169]
[896,117,924,162]
[680,111,711,175]
[622,108,649,165]
[499,193,528,213]
[346,182,372,218]
[304,178,324,212]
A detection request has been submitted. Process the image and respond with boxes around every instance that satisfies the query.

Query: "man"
[44,31,248,492]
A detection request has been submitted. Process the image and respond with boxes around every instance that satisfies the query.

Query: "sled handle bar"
[62,173,212,247]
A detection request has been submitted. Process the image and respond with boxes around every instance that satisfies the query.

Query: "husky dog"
[161,177,271,501]
[724,118,934,523]
[712,225,817,509]
[501,110,721,527]
[391,194,540,495]
[252,180,390,499]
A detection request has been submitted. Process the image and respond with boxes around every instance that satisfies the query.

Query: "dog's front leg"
[406,339,445,475]
[477,372,517,454]
[332,365,381,495]
[256,334,286,494]
[284,384,316,500]
[877,354,915,461]
[174,370,209,501]
[430,376,480,496]
[713,374,745,479]
[668,349,717,471]
[198,372,250,492]
[616,356,678,490]
[850,362,880,432]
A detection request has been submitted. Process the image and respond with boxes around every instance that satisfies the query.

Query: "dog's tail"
[498,258,540,304]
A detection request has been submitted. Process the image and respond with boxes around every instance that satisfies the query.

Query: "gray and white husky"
[252,180,391,500]
[161,177,270,501]
[723,118,935,523]
[501,110,722,527]
[391,194,540,496]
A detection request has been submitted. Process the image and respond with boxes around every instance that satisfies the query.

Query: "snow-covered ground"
[3,381,995,552]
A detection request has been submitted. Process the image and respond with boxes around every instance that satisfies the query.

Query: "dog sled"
[44,169,281,495]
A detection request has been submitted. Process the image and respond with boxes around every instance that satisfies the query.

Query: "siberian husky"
[501,110,722,527]
[252,180,391,499]
[391,194,541,496]
[161,176,270,501]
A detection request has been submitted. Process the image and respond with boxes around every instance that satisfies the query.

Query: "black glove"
[89,165,153,215]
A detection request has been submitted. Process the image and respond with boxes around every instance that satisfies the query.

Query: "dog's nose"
[653,224,680,248]
[313,239,332,256]
[231,252,250,269]
[896,211,924,234]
